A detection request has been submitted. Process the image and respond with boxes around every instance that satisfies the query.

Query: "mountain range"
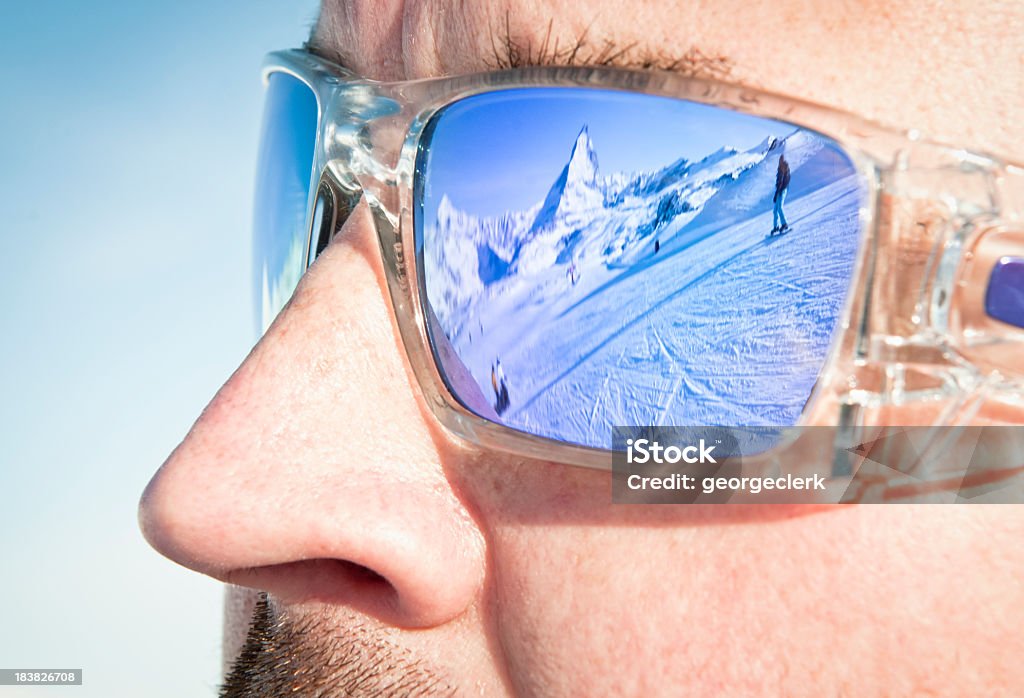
[425,124,826,338]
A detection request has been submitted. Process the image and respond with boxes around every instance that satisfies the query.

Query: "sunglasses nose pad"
[949,225,1024,380]
[306,181,335,266]
[306,175,361,268]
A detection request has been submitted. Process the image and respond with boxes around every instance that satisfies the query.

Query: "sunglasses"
[253,48,1024,471]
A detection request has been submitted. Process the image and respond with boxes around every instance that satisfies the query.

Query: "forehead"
[311,0,746,80]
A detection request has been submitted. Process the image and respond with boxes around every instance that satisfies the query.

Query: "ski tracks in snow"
[477,175,862,446]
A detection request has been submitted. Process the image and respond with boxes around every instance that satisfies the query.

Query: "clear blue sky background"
[0,2,318,695]
[424,88,791,220]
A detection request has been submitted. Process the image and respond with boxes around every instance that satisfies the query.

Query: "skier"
[491,359,510,415]
[771,154,791,234]
[654,239,660,254]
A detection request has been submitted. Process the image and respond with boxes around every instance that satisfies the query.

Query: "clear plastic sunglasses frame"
[261,48,1024,475]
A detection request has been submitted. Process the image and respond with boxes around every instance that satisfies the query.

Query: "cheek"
[488,526,692,696]
[486,516,788,696]
[483,504,1024,696]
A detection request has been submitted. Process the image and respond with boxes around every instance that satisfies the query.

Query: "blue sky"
[422,87,794,220]
[0,2,319,695]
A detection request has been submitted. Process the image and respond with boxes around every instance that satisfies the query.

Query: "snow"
[423,128,862,449]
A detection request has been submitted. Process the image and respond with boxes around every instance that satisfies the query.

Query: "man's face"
[139,1,1024,695]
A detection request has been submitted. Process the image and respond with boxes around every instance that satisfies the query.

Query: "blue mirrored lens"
[417,87,864,449]
[253,72,319,333]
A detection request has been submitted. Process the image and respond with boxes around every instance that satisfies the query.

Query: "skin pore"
[140,2,1024,696]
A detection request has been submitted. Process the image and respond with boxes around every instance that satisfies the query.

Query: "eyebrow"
[488,15,734,81]
[306,13,734,82]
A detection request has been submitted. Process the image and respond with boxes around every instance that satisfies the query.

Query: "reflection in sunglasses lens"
[253,72,319,334]
[417,87,863,449]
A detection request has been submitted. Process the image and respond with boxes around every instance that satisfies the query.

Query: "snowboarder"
[771,154,791,234]
[568,262,579,285]
[491,360,510,415]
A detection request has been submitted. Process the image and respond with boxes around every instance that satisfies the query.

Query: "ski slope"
[424,128,863,448]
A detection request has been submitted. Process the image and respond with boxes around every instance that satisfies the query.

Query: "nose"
[139,203,486,628]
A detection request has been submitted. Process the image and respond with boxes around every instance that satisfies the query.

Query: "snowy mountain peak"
[530,125,605,231]
[566,125,600,185]
[436,192,477,231]
[437,192,455,219]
